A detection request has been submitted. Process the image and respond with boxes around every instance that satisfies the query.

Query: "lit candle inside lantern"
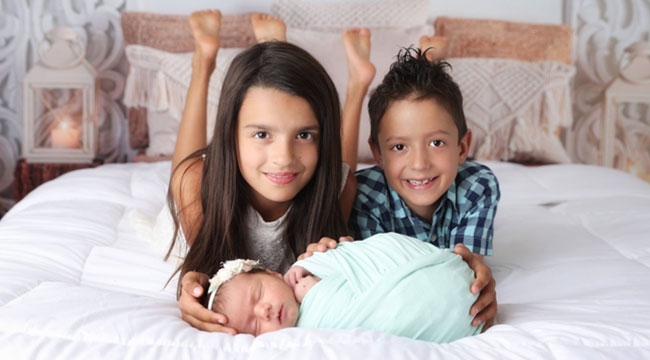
[51,117,80,149]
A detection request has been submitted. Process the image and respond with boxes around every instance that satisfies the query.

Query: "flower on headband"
[207,259,262,311]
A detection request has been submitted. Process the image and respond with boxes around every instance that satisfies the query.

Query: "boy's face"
[219,270,300,336]
[370,97,471,222]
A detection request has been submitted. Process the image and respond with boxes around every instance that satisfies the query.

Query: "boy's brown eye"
[392,144,405,151]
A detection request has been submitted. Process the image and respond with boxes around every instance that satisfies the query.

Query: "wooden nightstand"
[13,158,103,202]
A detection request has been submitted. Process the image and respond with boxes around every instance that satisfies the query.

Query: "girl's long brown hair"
[167,41,348,295]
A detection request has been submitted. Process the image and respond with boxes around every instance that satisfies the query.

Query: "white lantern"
[602,41,650,170]
[22,26,98,163]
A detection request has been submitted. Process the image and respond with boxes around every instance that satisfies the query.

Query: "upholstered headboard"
[121,6,575,164]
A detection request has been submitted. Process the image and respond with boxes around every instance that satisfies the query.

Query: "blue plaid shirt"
[350,160,499,255]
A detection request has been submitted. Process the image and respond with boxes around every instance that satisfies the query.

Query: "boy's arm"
[349,190,389,239]
[450,167,500,329]
[450,164,500,255]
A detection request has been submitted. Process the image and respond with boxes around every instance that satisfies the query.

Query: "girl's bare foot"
[342,28,376,88]
[189,10,222,64]
[419,35,448,61]
[251,13,286,43]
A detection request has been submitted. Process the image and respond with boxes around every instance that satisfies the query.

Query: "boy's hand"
[179,271,237,335]
[453,243,497,330]
[298,236,353,260]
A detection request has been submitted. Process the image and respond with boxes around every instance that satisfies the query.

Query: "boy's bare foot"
[189,10,222,65]
[342,28,376,88]
[419,35,448,61]
[251,13,286,43]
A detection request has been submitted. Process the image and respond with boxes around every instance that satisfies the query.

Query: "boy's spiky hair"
[368,47,467,147]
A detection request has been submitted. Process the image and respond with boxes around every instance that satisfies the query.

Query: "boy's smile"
[371,96,471,222]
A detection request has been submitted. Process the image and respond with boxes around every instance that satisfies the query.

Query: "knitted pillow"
[121,11,255,157]
[123,45,244,157]
[271,0,429,31]
[448,57,576,164]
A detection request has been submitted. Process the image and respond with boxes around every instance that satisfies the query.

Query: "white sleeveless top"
[244,207,294,273]
[244,163,350,273]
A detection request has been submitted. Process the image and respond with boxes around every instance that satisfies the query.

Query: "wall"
[0,0,648,216]
[126,0,565,24]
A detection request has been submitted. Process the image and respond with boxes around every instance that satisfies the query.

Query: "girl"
[168,11,376,334]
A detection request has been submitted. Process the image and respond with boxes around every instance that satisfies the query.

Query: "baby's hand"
[298,235,353,260]
[284,266,318,302]
[283,265,312,289]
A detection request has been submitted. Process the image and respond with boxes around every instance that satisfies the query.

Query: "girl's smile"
[265,172,299,185]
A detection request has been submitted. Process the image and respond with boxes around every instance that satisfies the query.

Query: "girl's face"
[219,270,300,336]
[237,86,320,220]
[371,97,470,222]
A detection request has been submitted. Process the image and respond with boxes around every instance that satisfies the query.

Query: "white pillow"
[288,25,434,162]
[272,0,429,31]
[145,110,178,157]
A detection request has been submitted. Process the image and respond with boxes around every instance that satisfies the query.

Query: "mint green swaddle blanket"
[293,232,482,343]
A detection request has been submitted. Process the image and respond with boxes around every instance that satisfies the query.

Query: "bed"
[2,1,650,359]
[2,160,650,359]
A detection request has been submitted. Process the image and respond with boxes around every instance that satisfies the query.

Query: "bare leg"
[341,27,375,172]
[251,13,286,43]
[419,35,448,61]
[339,27,376,221]
[173,9,222,168]
[171,9,222,243]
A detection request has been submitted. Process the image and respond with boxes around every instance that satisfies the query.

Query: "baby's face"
[220,270,300,336]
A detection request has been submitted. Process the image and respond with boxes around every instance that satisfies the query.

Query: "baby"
[205,233,483,343]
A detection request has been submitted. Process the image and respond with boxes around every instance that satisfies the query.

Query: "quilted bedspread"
[1,161,649,359]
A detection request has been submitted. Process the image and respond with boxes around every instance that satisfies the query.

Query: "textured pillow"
[448,58,576,164]
[271,0,429,31]
[288,25,433,162]
[123,45,244,156]
[121,11,256,52]
[434,16,573,64]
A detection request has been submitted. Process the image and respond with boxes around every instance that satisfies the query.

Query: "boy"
[349,47,500,327]
[350,48,500,253]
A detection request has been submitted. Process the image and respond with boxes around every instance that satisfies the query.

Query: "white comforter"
[1,161,649,359]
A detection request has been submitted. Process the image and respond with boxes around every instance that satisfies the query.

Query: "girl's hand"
[453,243,497,330]
[179,271,237,334]
[298,236,353,260]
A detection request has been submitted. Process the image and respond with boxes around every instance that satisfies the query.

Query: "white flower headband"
[207,259,263,311]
